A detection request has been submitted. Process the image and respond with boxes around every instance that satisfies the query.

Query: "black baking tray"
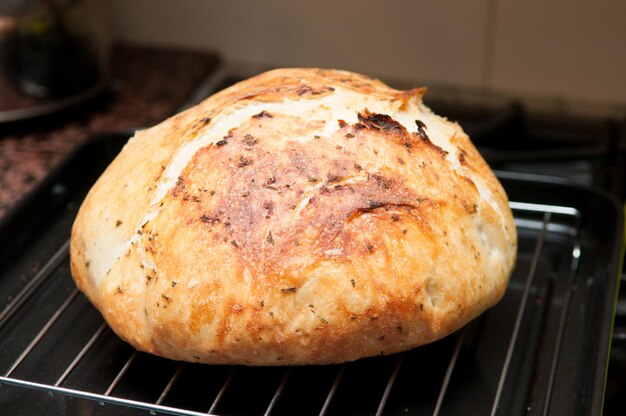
[0,132,623,416]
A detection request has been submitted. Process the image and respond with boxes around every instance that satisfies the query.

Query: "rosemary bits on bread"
[70,68,517,365]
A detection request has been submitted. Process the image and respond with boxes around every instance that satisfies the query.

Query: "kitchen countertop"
[0,44,219,219]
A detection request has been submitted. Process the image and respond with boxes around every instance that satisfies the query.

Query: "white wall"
[111,0,626,107]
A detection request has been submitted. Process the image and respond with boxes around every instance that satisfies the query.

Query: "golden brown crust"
[70,68,517,365]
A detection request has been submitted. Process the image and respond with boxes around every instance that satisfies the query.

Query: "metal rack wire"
[0,200,589,415]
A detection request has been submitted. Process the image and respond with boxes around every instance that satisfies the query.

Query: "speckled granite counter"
[0,44,219,218]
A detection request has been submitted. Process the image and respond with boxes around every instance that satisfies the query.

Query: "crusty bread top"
[70,68,517,365]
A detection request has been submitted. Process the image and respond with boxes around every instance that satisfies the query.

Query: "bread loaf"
[70,68,517,365]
